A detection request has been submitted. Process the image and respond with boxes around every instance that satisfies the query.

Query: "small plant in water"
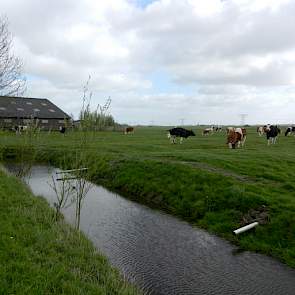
[72,168,92,230]
[48,172,74,221]
[50,165,92,230]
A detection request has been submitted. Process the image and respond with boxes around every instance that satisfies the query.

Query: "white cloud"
[1,0,295,124]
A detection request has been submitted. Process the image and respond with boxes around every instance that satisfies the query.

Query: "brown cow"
[227,128,247,148]
[257,126,264,136]
[124,127,134,134]
[226,126,234,134]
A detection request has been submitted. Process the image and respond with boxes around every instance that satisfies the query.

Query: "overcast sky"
[1,0,295,125]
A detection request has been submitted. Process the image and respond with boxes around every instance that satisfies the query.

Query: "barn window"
[26,102,32,105]
[34,108,40,112]
[49,109,55,112]
[4,119,12,123]
[42,120,48,123]
[41,103,47,106]
[17,108,24,111]
[0,107,6,110]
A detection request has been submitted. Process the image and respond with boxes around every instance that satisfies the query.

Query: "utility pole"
[239,114,248,126]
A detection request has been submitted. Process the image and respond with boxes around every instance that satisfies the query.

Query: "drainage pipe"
[233,222,259,235]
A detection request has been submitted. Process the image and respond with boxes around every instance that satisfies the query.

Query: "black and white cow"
[285,126,295,136]
[167,127,195,144]
[265,125,279,145]
[59,126,66,135]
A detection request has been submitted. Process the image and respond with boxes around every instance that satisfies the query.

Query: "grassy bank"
[0,126,294,268]
[0,170,140,295]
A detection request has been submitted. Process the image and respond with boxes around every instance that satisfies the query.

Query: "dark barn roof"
[0,96,70,119]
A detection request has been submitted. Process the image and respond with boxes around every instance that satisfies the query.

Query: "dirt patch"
[241,205,270,226]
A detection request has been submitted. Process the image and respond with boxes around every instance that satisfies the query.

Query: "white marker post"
[55,168,88,181]
[56,168,88,174]
[233,222,259,235]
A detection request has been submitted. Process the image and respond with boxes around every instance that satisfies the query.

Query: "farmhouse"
[0,96,70,130]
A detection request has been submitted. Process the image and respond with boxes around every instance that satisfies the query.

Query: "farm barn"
[0,96,70,130]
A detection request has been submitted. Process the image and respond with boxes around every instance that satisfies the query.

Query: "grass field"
[0,126,294,268]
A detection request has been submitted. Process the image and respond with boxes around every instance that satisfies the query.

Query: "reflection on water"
[18,166,295,295]
[6,161,33,182]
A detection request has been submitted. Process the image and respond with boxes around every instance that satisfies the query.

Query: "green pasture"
[0,126,294,268]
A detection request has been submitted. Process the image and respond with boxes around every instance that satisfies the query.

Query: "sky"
[1,0,295,125]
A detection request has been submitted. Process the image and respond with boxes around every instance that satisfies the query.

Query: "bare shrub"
[0,16,26,96]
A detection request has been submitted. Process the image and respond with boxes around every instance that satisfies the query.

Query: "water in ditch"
[12,165,295,295]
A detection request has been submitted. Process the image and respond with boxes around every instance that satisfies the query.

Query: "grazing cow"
[227,130,240,149]
[263,124,271,133]
[202,127,214,135]
[59,126,66,135]
[215,127,222,132]
[14,125,27,135]
[124,127,134,134]
[285,126,295,136]
[257,126,264,136]
[168,127,195,144]
[226,127,235,134]
[265,125,279,145]
[226,128,247,149]
[14,125,21,135]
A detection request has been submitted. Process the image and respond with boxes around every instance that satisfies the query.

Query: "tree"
[0,16,26,96]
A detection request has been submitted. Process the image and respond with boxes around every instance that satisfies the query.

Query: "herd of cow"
[166,125,293,148]
[123,125,294,148]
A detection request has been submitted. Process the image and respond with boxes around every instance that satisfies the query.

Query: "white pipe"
[233,222,259,235]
